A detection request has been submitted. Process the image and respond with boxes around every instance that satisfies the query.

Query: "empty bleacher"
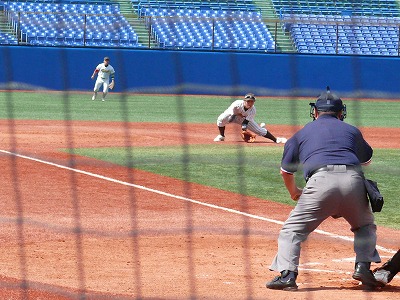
[133,0,276,52]
[274,0,400,55]
[3,1,141,47]
[1,0,400,56]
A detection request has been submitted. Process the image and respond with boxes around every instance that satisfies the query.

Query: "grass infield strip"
[72,146,400,230]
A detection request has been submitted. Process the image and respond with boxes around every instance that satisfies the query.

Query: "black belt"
[306,165,361,182]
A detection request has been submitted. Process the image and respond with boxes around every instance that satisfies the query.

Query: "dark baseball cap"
[244,93,256,101]
[315,88,344,112]
[104,56,110,61]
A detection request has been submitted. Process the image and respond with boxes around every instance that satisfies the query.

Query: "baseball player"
[266,87,381,290]
[374,249,400,286]
[213,93,287,143]
[91,56,115,102]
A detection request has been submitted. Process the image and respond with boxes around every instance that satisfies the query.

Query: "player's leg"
[214,112,239,141]
[92,81,102,100]
[247,120,287,143]
[247,120,277,142]
[247,120,268,136]
[101,81,110,101]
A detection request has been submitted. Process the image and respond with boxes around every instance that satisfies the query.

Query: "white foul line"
[1,149,396,255]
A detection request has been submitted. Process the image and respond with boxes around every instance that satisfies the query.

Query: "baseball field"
[0,91,399,299]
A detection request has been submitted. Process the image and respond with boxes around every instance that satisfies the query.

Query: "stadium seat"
[138,2,275,52]
[3,2,140,48]
[277,0,400,56]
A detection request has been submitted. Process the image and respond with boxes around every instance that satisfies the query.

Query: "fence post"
[83,14,87,47]
[17,11,21,44]
[397,25,400,56]
[274,21,277,53]
[148,16,152,49]
[212,17,215,51]
[336,22,339,54]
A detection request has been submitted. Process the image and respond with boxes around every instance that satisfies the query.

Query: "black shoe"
[352,262,384,288]
[266,270,298,291]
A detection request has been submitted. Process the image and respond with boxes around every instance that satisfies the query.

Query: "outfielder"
[213,93,287,143]
[266,87,381,290]
[91,56,115,102]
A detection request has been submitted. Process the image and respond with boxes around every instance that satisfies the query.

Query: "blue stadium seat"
[137,1,274,51]
[278,1,400,56]
[3,2,140,48]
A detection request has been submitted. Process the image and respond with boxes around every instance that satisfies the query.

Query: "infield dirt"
[0,120,399,299]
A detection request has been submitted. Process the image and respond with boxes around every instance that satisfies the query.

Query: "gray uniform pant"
[270,166,381,273]
[216,114,268,136]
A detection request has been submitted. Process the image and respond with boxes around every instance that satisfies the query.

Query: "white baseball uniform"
[93,63,115,93]
[216,99,268,136]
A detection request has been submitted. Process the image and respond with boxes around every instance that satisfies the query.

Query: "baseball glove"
[241,130,256,143]
[109,81,115,90]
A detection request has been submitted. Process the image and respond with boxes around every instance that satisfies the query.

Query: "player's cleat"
[374,269,391,285]
[266,270,298,291]
[352,262,384,288]
[373,253,399,286]
[102,98,105,102]
[276,137,287,144]
[213,135,225,142]
[92,95,96,100]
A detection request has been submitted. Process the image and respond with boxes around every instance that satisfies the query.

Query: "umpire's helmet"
[310,86,347,120]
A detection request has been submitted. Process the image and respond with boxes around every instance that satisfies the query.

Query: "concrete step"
[0,11,16,35]
[253,0,296,52]
[113,0,158,47]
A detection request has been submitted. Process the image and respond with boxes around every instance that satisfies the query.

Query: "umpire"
[266,87,382,290]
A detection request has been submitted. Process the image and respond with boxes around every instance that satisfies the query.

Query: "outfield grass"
[1,91,400,127]
[1,91,400,229]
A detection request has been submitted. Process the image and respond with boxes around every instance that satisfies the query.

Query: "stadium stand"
[1,0,400,56]
[3,1,141,47]
[132,0,276,51]
[273,0,400,55]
